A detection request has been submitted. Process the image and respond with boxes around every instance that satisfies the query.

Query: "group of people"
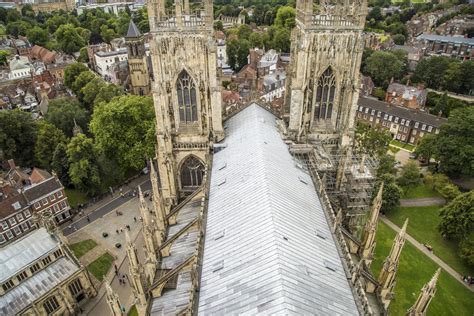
[462,275,474,285]
[114,264,129,285]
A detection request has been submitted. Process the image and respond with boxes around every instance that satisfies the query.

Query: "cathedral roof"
[126,20,141,38]
[198,104,359,315]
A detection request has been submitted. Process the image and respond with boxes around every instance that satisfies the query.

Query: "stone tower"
[286,0,368,147]
[126,20,151,96]
[148,0,224,206]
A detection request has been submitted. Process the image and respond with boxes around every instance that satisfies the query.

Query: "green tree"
[413,56,452,90]
[67,134,101,196]
[364,51,405,87]
[433,92,449,116]
[249,32,264,48]
[392,34,405,45]
[44,98,89,138]
[414,134,436,162]
[214,20,224,31]
[51,142,71,187]
[377,154,397,177]
[274,6,296,29]
[100,25,117,44]
[46,14,67,33]
[397,161,421,188]
[64,63,89,89]
[354,122,392,158]
[54,24,86,54]
[271,27,291,52]
[27,26,49,47]
[81,77,106,110]
[459,61,474,95]
[78,47,89,63]
[0,110,37,166]
[90,95,156,172]
[0,50,10,66]
[72,71,96,102]
[34,121,67,171]
[6,21,31,37]
[94,84,124,105]
[375,174,403,213]
[20,4,35,18]
[435,107,474,177]
[238,24,253,40]
[459,233,474,267]
[443,62,462,93]
[439,191,474,239]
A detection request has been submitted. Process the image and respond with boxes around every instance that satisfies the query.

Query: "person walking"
[86,215,90,222]
[133,217,137,222]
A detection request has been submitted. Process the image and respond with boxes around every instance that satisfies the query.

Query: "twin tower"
[146,0,368,206]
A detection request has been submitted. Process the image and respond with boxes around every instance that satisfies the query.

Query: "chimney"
[7,159,15,170]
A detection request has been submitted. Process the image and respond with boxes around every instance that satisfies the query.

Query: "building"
[76,1,138,15]
[0,227,96,315]
[390,45,422,71]
[261,69,286,102]
[356,97,446,144]
[125,21,151,96]
[257,49,279,76]
[386,82,427,109]
[416,33,474,60]
[9,55,32,80]
[360,75,375,97]
[217,13,245,29]
[94,48,128,79]
[29,45,57,65]
[16,0,75,13]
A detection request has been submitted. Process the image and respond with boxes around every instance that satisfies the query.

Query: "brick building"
[385,82,427,109]
[356,97,447,145]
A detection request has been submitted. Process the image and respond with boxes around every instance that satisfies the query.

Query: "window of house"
[5,230,13,239]
[21,222,29,231]
[30,263,40,274]
[401,134,406,141]
[405,120,410,126]
[428,126,433,132]
[435,129,439,134]
[389,115,393,121]
[8,218,16,226]
[42,256,52,266]
[420,132,425,137]
[377,111,381,117]
[49,194,55,202]
[371,110,375,115]
[413,130,417,135]
[24,209,31,218]
[43,296,60,315]
[53,204,59,213]
[41,198,48,206]
[422,124,426,130]
[60,201,67,209]
[396,134,401,140]
[410,137,415,143]
[176,70,198,123]
[313,67,336,120]
[357,113,361,118]
[56,191,63,198]
[369,116,373,122]
[394,117,399,123]
[16,213,23,221]
[34,202,40,209]
[384,114,388,120]
[0,234,5,243]
[17,271,27,282]
[53,250,62,259]
[414,122,419,128]
[358,106,363,112]
[13,226,21,236]
[401,119,405,125]
[2,279,14,292]
[365,107,369,113]
[1,222,8,230]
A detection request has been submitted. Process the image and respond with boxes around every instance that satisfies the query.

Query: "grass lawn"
[402,183,441,199]
[87,252,115,282]
[390,140,416,152]
[387,206,473,276]
[69,239,98,258]
[372,222,474,315]
[388,145,400,154]
[65,188,88,209]
[128,305,138,316]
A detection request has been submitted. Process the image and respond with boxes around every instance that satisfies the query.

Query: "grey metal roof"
[198,104,359,315]
[126,20,141,38]
[417,33,474,45]
[0,257,79,315]
[0,228,58,283]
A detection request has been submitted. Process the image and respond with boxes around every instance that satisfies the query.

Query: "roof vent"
[316,230,328,240]
[218,163,227,170]
[214,230,225,240]
[298,176,308,185]
[213,260,224,272]
[324,260,337,272]
[218,178,227,186]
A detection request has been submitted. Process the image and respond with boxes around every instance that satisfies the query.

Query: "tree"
[21,4,35,19]
[64,63,89,89]
[6,21,31,37]
[459,61,474,95]
[44,98,89,138]
[414,134,436,162]
[72,71,96,102]
[238,24,252,40]
[364,51,405,87]
[274,6,296,29]
[27,26,49,47]
[214,20,224,31]
[226,39,239,70]
[100,25,117,44]
[46,14,67,33]
[392,34,405,45]
[374,174,403,213]
[54,24,86,54]
[90,95,156,173]
[439,191,474,239]
[459,233,474,267]
[413,56,452,90]
[0,110,37,166]
[81,77,106,110]
[94,84,124,105]
[433,92,448,116]
[34,121,67,171]
[271,27,291,53]
[67,134,101,196]
[443,62,462,94]
[397,161,421,188]
[435,107,474,177]
[367,6,382,21]
[51,142,71,187]
[354,122,392,158]
[377,154,397,177]
[78,47,89,63]
[249,32,264,48]
[0,50,10,66]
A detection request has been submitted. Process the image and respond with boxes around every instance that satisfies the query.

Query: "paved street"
[63,179,151,236]
[381,216,473,292]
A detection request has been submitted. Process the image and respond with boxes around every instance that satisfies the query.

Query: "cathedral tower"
[126,21,151,96]
[286,0,368,147]
[148,0,224,205]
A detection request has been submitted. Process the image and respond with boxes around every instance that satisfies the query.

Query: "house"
[356,97,446,145]
[415,33,474,60]
[360,75,375,97]
[221,90,240,105]
[390,45,422,71]
[385,82,427,109]
[257,49,279,77]
[261,70,286,102]
[94,48,128,79]
[29,46,56,65]
[8,55,32,79]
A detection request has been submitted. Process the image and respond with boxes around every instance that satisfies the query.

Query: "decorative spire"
[105,283,123,316]
[72,118,83,136]
[138,186,152,228]
[150,159,166,230]
[333,208,343,233]
[125,230,139,270]
[138,185,158,283]
[360,182,384,266]
[126,20,141,38]
[406,268,441,316]
[378,218,409,311]
[125,231,148,309]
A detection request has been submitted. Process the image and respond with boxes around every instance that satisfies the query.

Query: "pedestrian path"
[400,197,446,207]
[380,216,473,292]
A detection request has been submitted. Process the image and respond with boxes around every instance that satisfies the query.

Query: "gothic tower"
[148,0,224,207]
[286,0,368,147]
[126,20,151,96]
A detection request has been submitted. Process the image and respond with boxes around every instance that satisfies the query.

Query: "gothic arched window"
[180,156,204,189]
[176,70,198,123]
[314,67,336,120]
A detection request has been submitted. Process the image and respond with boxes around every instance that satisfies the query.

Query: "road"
[63,180,151,236]
[381,216,473,292]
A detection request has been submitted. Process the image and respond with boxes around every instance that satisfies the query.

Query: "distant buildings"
[94,48,128,80]
[261,70,286,102]
[415,33,474,60]
[356,97,446,145]
[386,82,427,109]
[15,0,76,13]
[125,21,151,95]
[8,55,32,80]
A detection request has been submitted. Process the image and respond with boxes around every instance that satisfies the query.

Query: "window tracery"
[314,67,336,120]
[180,156,204,189]
[176,70,198,123]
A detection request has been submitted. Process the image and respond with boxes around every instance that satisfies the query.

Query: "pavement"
[400,197,446,207]
[380,216,473,292]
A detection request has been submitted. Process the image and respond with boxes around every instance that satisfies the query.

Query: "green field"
[87,252,115,282]
[70,239,98,258]
[372,222,474,315]
[65,188,88,209]
[402,183,442,199]
[390,140,416,152]
[387,206,473,276]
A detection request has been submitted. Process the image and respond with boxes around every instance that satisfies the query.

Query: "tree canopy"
[44,98,89,138]
[439,191,474,240]
[354,122,392,158]
[363,51,405,87]
[34,121,67,171]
